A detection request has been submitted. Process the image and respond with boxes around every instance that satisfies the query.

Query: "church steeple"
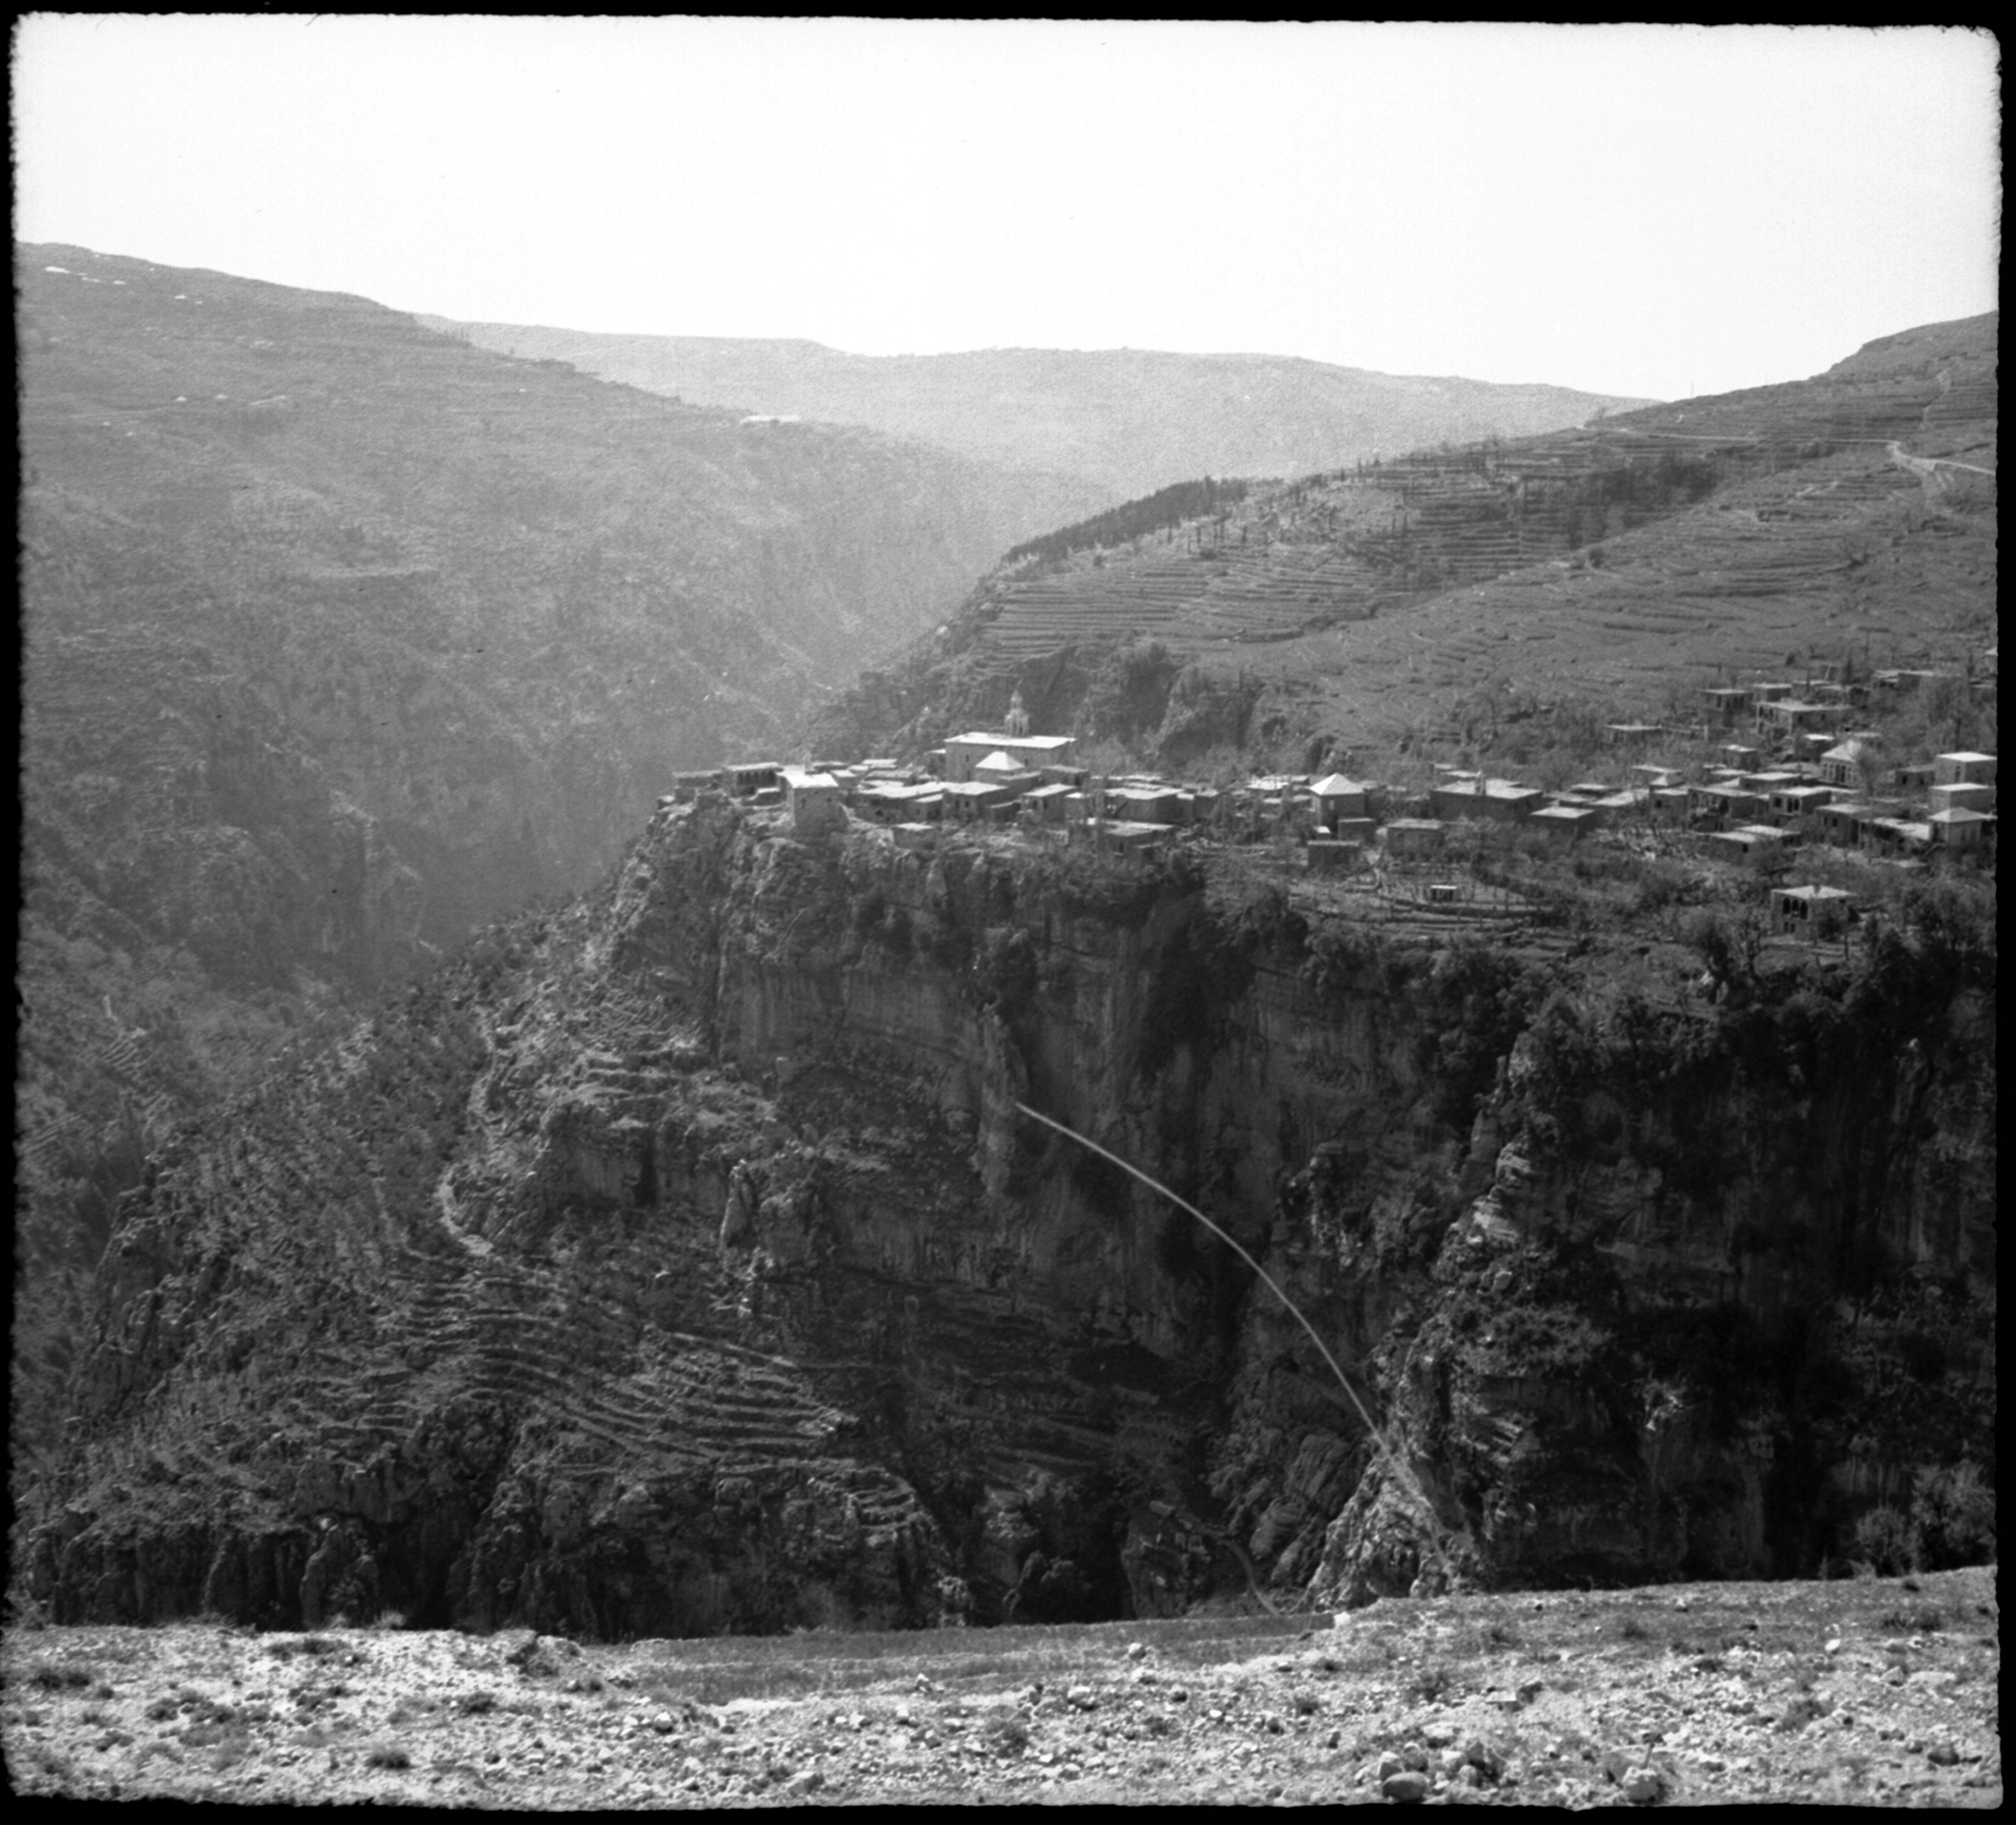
[1004,688,1030,739]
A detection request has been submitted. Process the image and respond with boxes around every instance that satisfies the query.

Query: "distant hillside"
[12,243,1085,1474]
[811,313,1997,768]
[421,321,1656,504]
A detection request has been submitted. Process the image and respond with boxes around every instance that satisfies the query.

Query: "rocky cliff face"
[26,806,1995,1636]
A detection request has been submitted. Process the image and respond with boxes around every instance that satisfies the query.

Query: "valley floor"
[3,1567,1996,1807]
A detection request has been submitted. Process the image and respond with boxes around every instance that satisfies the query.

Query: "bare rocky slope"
[810,313,1996,768]
[22,800,1994,1640]
[422,323,1654,506]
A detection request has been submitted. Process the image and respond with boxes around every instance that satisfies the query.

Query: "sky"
[11,18,2000,402]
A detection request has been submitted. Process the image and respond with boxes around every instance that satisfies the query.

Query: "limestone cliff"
[25,805,1995,1635]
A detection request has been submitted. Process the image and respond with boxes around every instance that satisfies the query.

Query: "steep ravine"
[25,804,1995,1636]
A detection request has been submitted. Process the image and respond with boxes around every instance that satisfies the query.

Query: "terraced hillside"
[35,929,963,1640]
[816,313,1995,761]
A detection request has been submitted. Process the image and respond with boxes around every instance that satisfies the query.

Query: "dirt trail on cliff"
[3,1567,1997,1807]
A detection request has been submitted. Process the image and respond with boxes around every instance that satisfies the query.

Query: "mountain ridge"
[12,240,1093,1474]
[421,317,1656,503]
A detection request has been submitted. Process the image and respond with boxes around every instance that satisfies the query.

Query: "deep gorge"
[23,801,1996,1636]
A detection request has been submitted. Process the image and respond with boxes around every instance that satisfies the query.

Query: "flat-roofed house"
[780,767,845,837]
[941,780,1018,823]
[1554,790,1639,830]
[667,769,719,804]
[1021,782,1076,823]
[1864,816,1932,855]
[1813,800,1886,847]
[1772,884,1857,938]
[1081,817,1173,856]
[720,761,782,796]
[1688,782,1763,828]
[852,783,904,825]
[1305,839,1363,873]
[1932,751,1997,787]
[1702,824,1790,864]
[1383,818,1445,857]
[1930,781,1996,815]
[1108,785,1183,825]
[855,778,939,823]
[1703,685,1752,724]
[1757,698,1843,739]
[1430,778,1541,822]
[1768,783,1834,825]
[1530,804,1599,842]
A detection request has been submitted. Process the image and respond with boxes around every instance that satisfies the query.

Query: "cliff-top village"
[660,669,1995,941]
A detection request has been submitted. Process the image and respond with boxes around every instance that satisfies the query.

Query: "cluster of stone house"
[1674,744,1997,863]
[1696,662,1968,745]
[656,683,1993,928]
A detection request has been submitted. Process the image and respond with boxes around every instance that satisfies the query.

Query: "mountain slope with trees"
[13,242,1084,1475]
[810,313,1996,773]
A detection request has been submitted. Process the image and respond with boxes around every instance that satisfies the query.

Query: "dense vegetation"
[1001,477,1251,571]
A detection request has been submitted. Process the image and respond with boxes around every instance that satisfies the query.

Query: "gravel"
[2,1567,1997,1808]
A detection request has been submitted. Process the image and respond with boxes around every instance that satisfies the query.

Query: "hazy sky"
[12,18,1999,401]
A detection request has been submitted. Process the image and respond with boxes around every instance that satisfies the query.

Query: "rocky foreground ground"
[2,1567,1996,1807]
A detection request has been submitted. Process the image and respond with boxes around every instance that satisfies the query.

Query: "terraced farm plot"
[868,313,1992,761]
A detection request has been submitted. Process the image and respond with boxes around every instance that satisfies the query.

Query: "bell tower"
[1004,688,1030,739]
